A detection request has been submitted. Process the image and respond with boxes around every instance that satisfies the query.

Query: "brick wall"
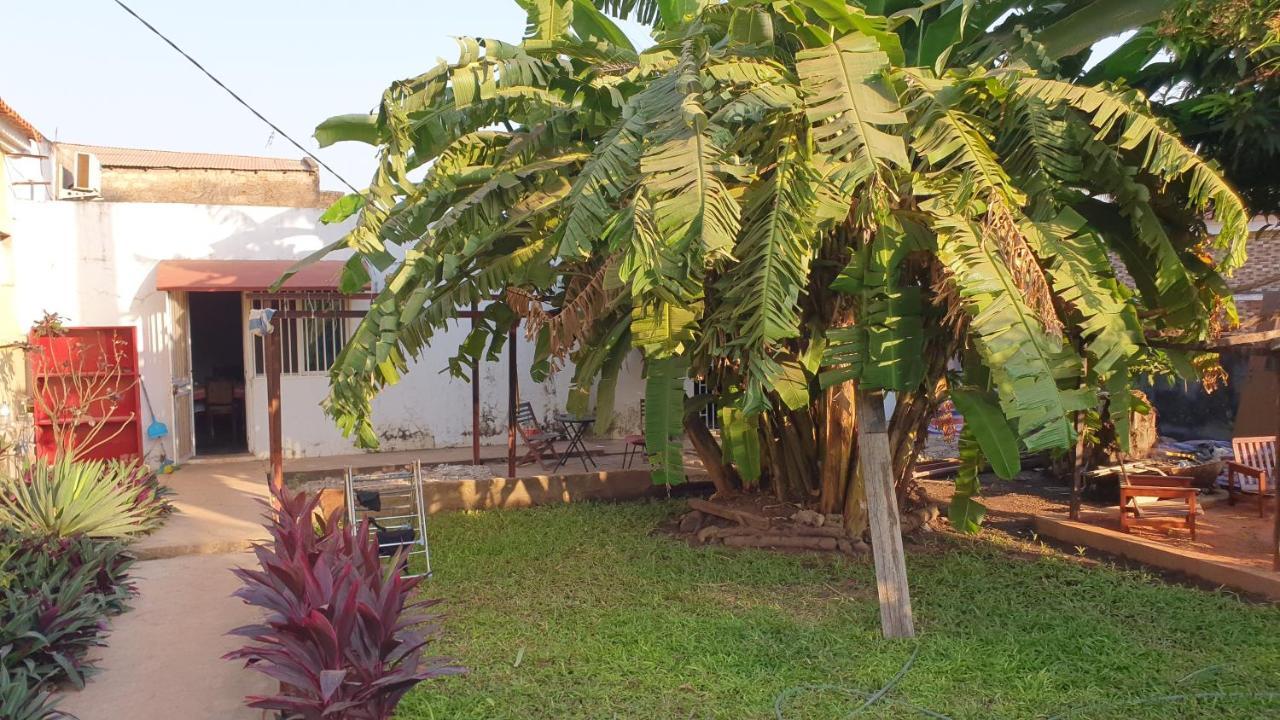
[96,167,338,208]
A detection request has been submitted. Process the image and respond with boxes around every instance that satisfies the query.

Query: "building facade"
[0,98,633,463]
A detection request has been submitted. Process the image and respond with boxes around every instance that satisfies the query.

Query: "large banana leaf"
[644,355,688,485]
[796,32,909,187]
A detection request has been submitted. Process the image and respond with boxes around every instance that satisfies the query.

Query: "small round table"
[553,415,597,472]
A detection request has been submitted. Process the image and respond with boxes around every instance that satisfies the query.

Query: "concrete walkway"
[133,460,272,560]
[55,445,676,718]
[57,552,274,720]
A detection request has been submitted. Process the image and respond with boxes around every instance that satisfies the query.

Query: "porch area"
[1034,494,1280,601]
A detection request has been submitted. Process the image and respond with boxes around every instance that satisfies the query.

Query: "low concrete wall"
[421,469,662,513]
[1033,515,1280,601]
[313,468,708,519]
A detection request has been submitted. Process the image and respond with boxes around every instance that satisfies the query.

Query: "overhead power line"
[110,0,360,194]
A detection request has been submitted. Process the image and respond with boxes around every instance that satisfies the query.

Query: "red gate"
[29,326,143,462]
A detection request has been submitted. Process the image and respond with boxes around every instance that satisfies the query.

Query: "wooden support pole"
[855,389,915,639]
[471,300,481,467]
[265,327,284,495]
[1070,354,1089,522]
[507,324,518,479]
[1273,350,1279,571]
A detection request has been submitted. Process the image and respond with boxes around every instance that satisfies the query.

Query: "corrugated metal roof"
[0,97,43,142]
[155,259,348,292]
[57,143,315,172]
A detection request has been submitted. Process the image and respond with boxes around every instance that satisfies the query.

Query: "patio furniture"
[204,379,239,440]
[623,399,645,469]
[1227,436,1275,517]
[344,461,431,579]
[1119,474,1200,540]
[516,401,559,467]
[554,413,597,472]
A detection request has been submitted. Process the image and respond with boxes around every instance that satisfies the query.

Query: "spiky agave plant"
[306,0,1248,533]
[0,457,168,539]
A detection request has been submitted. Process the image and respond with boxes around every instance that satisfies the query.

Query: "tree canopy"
[305,0,1249,531]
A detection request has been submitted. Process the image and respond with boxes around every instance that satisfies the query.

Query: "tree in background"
[304,1,1248,534]
[1084,0,1280,216]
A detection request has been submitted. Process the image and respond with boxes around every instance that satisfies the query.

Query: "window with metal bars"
[251,296,348,376]
[692,377,720,431]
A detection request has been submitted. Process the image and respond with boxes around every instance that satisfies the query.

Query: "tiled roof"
[0,97,43,141]
[56,143,316,172]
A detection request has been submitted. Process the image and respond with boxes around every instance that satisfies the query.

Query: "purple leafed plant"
[225,488,462,720]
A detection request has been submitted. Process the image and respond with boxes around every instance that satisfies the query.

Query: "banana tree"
[305,0,1246,535]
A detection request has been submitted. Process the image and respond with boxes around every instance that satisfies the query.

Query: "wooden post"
[507,324,517,479]
[1273,349,1279,571]
[1069,411,1086,521]
[471,301,481,467]
[1069,353,1088,521]
[855,389,915,639]
[265,327,284,494]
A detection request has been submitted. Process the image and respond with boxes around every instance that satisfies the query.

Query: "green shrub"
[0,457,171,539]
[0,529,134,691]
[0,666,64,720]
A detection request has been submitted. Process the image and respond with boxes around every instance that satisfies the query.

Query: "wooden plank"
[687,498,771,529]
[265,328,284,494]
[507,325,517,479]
[855,390,915,639]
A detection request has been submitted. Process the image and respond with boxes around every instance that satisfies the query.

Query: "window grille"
[251,296,347,375]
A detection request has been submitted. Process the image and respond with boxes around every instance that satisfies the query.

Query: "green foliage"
[308,1,1247,498]
[0,458,170,539]
[643,356,687,485]
[1,530,134,698]
[1083,0,1280,214]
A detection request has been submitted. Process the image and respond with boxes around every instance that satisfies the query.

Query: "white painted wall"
[5,198,613,460]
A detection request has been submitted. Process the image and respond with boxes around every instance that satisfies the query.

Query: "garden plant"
[305,0,1251,535]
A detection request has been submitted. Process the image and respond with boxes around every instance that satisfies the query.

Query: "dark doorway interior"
[189,292,247,455]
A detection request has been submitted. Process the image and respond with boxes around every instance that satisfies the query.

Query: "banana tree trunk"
[685,413,739,498]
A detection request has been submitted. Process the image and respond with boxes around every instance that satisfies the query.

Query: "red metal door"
[28,326,143,462]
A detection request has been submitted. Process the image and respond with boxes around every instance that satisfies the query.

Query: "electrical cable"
[109,0,360,194]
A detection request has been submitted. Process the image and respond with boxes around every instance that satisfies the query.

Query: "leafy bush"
[0,530,134,690]
[0,457,171,539]
[226,489,462,719]
[0,666,67,720]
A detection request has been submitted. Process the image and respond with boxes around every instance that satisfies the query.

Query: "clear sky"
[0,1,647,191]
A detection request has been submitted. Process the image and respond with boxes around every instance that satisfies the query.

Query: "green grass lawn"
[397,500,1280,720]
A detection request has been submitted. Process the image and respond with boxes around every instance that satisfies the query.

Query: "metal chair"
[623,399,646,469]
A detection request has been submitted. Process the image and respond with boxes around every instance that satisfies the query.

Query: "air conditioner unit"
[71,152,101,194]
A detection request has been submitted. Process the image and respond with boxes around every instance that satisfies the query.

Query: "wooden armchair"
[515,402,558,467]
[1119,474,1199,540]
[1227,436,1275,517]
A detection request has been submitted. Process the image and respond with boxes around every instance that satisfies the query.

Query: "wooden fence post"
[265,327,284,495]
[855,389,915,639]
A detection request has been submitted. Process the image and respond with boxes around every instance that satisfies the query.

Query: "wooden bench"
[1119,474,1199,540]
[1227,436,1275,517]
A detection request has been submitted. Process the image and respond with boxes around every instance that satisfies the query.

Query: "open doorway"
[188,292,247,455]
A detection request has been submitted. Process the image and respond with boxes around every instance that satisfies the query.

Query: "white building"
[0,98,630,463]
